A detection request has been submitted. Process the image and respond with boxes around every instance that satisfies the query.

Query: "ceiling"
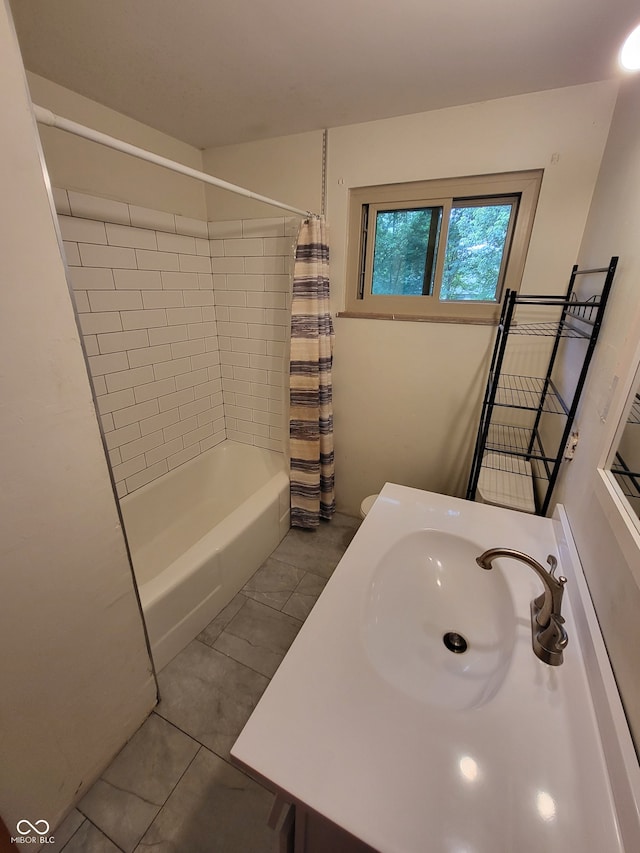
[9,0,640,150]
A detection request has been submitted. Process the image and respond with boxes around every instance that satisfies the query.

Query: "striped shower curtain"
[289,216,335,529]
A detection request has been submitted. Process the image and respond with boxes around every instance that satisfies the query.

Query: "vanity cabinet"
[466,257,617,515]
[293,806,376,853]
[272,798,375,853]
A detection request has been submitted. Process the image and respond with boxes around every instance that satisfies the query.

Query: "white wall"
[210,217,296,450]
[203,130,324,221]
[27,72,208,219]
[554,75,640,748]
[202,82,618,515]
[330,82,617,514]
[0,3,156,834]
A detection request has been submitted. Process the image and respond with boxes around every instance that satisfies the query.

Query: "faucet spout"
[476,547,568,666]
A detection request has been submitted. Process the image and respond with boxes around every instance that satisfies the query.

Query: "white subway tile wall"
[214,216,295,452]
[54,188,296,496]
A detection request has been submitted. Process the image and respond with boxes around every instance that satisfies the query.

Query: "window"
[345,171,542,322]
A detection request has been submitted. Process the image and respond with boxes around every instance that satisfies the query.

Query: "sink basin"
[233,485,635,853]
[362,529,517,709]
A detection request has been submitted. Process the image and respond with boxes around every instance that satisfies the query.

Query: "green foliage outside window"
[371,208,436,296]
[441,204,513,302]
[370,202,513,301]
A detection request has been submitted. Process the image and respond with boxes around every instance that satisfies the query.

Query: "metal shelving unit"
[466,257,618,515]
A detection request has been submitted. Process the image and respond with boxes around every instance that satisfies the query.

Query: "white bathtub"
[119,440,290,671]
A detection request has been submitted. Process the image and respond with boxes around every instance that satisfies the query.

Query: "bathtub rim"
[118,438,291,671]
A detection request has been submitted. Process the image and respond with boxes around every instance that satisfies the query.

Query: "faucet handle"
[546,555,567,587]
[533,559,567,623]
[537,614,569,653]
[546,555,568,585]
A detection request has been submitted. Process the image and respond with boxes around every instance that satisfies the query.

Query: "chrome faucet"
[476,548,568,666]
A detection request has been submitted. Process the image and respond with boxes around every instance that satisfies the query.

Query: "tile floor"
[52,512,360,853]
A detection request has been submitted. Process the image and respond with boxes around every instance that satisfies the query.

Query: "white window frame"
[344,170,543,323]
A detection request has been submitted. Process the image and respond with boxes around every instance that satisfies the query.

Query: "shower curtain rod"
[32,104,318,219]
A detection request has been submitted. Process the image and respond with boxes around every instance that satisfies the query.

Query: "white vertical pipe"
[32,104,317,219]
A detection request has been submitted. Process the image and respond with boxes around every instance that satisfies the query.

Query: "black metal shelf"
[492,374,568,414]
[483,423,556,468]
[510,321,590,338]
[466,257,618,516]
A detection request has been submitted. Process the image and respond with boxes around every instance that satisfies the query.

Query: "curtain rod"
[32,105,318,219]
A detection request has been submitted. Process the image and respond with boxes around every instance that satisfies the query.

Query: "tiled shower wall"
[53,188,296,497]
[210,218,295,454]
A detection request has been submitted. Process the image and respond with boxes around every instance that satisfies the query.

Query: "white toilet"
[360,494,378,518]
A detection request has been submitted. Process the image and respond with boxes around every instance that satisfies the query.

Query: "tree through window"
[440,200,515,302]
[346,171,542,322]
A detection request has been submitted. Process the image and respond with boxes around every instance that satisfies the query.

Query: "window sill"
[336,311,499,325]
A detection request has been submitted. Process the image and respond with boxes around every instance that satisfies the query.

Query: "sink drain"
[443,632,468,654]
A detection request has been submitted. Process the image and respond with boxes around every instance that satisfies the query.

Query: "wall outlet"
[564,431,579,459]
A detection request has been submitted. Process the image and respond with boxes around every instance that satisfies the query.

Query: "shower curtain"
[289,216,335,529]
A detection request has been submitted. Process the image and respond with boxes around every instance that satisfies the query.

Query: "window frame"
[344,170,543,323]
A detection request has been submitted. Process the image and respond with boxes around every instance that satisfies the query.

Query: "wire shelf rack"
[466,257,618,515]
[493,375,568,414]
[512,293,603,336]
[509,320,590,338]
[483,424,555,469]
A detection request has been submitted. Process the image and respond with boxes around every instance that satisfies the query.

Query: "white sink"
[362,530,516,709]
[232,485,640,853]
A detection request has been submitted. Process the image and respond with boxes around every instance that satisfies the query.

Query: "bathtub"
[119,440,290,671]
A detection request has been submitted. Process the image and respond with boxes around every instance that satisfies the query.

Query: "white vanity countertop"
[231,484,640,853]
